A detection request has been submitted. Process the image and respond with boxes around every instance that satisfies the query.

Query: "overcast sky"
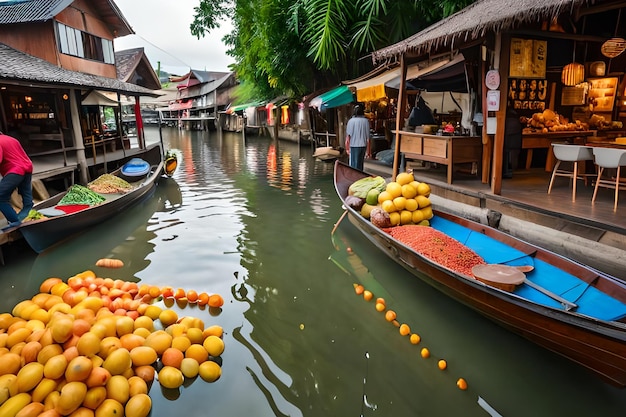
[113,0,234,75]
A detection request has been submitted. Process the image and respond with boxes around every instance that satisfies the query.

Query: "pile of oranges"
[0,269,225,417]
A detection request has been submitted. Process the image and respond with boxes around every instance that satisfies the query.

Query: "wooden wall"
[0,0,118,78]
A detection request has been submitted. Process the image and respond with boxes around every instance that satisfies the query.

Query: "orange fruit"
[399,323,410,336]
[157,366,183,389]
[161,347,184,368]
[158,310,178,327]
[362,290,373,301]
[129,346,158,367]
[438,359,447,370]
[385,310,397,322]
[203,335,225,357]
[119,334,145,351]
[106,375,130,405]
[208,294,224,308]
[133,365,155,382]
[185,344,208,364]
[386,182,402,198]
[43,354,68,380]
[40,277,63,293]
[16,361,44,392]
[197,293,210,306]
[409,334,421,345]
[125,393,151,417]
[180,358,199,379]
[128,376,148,396]
[85,366,111,388]
[56,381,87,415]
[83,386,107,409]
[353,284,364,295]
[420,348,430,359]
[76,332,101,357]
[95,399,124,417]
[456,378,468,390]
[0,352,22,376]
[171,336,191,352]
[31,378,57,403]
[186,290,199,303]
[66,355,93,382]
[102,348,131,376]
[198,361,221,383]
[186,328,204,345]
[144,331,172,355]
[202,325,223,339]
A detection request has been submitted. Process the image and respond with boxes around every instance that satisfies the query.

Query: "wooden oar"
[472,264,578,311]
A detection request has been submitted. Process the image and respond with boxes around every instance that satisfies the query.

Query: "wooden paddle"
[472,264,578,311]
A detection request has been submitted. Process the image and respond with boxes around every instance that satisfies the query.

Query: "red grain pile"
[385,225,485,276]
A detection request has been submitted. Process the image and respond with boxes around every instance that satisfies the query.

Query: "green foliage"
[191,0,475,99]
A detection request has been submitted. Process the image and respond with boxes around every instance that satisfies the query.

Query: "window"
[57,22,114,64]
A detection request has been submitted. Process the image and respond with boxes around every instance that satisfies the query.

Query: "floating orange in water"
[375,302,385,312]
[420,348,430,358]
[362,290,373,301]
[438,360,447,370]
[354,284,364,295]
[385,310,397,322]
[456,378,468,390]
[399,324,410,336]
[409,334,421,345]
[208,294,224,308]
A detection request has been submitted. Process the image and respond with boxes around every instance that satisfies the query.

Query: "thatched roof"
[372,0,589,64]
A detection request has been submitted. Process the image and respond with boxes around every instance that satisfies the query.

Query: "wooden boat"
[333,160,626,387]
[17,145,164,253]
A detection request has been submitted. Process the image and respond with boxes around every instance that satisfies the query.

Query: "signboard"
[487,90,500,111]
[509,38,547,78]
[508,78,548,111]
[485,70,500,90]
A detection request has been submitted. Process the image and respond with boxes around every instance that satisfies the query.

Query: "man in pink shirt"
[0,132,33,230]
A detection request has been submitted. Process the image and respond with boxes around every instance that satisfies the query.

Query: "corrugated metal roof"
[0,0,72,24]
[0,0,133,37]
[0,42,158,96]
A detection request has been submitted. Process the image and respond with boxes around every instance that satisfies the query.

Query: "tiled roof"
[115,47,143,81]
[0,42,158,96]
[0,0,73,24]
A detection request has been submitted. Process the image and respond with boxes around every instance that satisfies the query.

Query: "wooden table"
[522,130,597,171]
[393,130,482,184]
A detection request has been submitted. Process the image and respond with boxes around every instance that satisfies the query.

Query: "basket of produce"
[57,184,106,206]
[88,174,134,194]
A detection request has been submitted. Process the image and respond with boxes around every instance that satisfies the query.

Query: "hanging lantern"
[561,62,585,86]
[601,38,626,58]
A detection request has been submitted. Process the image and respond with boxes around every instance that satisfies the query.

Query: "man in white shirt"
[345,106,370,170]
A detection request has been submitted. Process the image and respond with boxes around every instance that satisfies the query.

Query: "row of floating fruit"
[353,282,468,391]
[0,269,226,417]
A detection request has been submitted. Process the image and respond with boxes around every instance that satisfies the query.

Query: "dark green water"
[1,127,625,416]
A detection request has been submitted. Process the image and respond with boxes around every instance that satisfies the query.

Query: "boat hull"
[19,146,164,253]
[334,160,626,387]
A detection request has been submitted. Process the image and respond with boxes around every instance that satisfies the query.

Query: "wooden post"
[69,88,89,184]
[392,55,409,181]
[491,33,511,195]
[481,46,491,184]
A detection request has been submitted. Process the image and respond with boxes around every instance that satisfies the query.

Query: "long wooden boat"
[334,160,626,387]
[17,145,164,253]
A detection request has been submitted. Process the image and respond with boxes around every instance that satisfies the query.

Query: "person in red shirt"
[0,132,33,230]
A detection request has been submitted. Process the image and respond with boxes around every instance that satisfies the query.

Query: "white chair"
[591,147,626,211]
[547,143,594,202]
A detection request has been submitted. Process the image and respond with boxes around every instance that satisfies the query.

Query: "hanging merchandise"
[561,62,585,86]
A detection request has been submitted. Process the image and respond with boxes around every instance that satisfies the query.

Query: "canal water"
[1,127,626,416]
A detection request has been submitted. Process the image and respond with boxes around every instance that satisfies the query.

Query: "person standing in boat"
[0,132,33,230]
[345,105,370,170]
